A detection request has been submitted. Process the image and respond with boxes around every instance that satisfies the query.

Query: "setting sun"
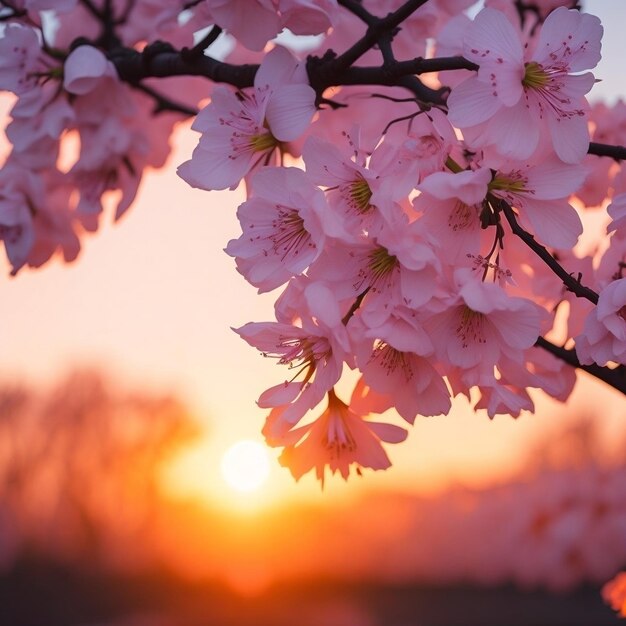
[220,440,271,493]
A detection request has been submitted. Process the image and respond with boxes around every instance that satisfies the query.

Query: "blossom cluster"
[0,0,624,485]
[0,0,206,272]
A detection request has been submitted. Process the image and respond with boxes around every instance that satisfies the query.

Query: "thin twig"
[181,25,223,61]
[114,0,137,25]
[342,289,369,325]
[79,0,103,20]
[133,83,198,116]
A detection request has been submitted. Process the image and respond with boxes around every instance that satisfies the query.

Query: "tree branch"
[334,56,476,83]
[109,44,258,88]
[337,0,377,26]
[497,198,599,304]
[536,336,626,395]
[78,0,103,20]
[181,25,223,61]
[109,43,471,106]
[588,142,626,160]
[328,0,431,73]
[133,83,198,116]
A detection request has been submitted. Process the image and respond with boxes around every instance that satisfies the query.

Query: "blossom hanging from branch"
[0,0,625,488]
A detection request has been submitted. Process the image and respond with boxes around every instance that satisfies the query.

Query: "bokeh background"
[1,1,625,624]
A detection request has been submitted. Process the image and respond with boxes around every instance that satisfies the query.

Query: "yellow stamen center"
[522,61,549,90]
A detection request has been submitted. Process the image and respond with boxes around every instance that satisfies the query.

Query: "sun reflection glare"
[220,440,271,493]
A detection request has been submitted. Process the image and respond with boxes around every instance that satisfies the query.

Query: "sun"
[220,440,271,493]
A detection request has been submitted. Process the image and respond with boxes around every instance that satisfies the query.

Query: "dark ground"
[0,560,620,626]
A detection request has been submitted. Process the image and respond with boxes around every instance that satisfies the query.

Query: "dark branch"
[181,25,223,62]
[79,0,103,20]
[324,0,431,74]
[588,142,626,160]
[337,0,377,26]
[536,336,626,395]
[330,57,476,88]
[109,44,258,88]
[342,289,369,326]
[110,41,470,107]
[497,198,599,304]
[395,75,448,106]
[114,0,138,25]
[133,83,198,116]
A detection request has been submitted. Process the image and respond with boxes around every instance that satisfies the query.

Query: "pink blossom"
[309,223,439,328]
[235,282,351,431]
[204,0,335,51]
[575,279,626,365]
[351,311,451,423]
[225,167,344,293]
[278,0,337,38]
[448,7,603,163]
[424,270,546,377]
[271,389,407,484]
[63,45,117,95]
[488,158,585,249]
[117,0,189,44]
[608,193,626,239]
[414,167,491,262]
[303,130,412,239]
[178,47,316,191]
[204,0,280,51]
[474,381,534,419]
[26,174,80,270]
[5,81,74,159]
[390,108,458,184]
[594,236,625,294]
[0,23,47,95]
[310,86,423,155]
[0,165,39,273]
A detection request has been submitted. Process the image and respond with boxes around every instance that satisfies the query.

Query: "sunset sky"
[0,0,625,512]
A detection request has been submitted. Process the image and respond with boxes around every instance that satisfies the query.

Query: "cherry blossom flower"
[63,45,117,95]
[414,167,492,262]
[235,282,351,432]
[575,278,626,366]
[5,83,74,159]
[0,165,39,273]
[225,167,344,292]
[390,108,458,184]
[178,47,316,191]
[608,193,626,239]
[424,270,546,378]
[351,311,451,423]
[303,133,382,236]
[448,7,603,163]
[474,380,534,419]
[308,223,440,328]
[203,0,335,51]
[303,128,417,239]
[272,388,407,484]
[488,158,586,249]
[0,23,49,95]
